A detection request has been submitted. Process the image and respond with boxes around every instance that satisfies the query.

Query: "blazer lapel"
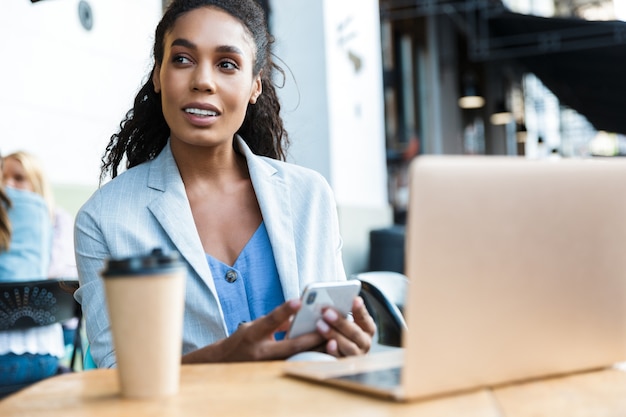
[143,138,301,303]
[237,137,301,300]
[146,144,218,297]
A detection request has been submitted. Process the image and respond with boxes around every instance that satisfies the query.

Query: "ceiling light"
[490,101,513,125]
[458,73,485,109]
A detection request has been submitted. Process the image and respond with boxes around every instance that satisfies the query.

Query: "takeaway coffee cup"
[102,248,186,399]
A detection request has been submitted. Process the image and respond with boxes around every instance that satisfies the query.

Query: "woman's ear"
[249,73,263,104]
[152,65,161,93]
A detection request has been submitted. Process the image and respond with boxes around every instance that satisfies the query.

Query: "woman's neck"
[170,138,249,190]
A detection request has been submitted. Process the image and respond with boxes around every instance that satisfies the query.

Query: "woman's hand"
[182,299,324,364]
[315,296,376,357]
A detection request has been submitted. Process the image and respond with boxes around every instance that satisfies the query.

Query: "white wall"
[0,0,392,273]
[322,0,388,209]
[271,0,392,274]
[0,0,161,201]
[270,1,331,182]
[272,0,388,209]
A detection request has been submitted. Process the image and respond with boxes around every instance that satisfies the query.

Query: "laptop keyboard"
[333,366,402,389]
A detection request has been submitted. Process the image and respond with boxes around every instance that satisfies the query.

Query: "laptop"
[284,155,626,401]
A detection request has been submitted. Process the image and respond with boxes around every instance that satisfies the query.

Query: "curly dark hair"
[100,0,289,181]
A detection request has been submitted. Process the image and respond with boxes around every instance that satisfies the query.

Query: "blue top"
[207,222,285,336]
[0,187,52,281]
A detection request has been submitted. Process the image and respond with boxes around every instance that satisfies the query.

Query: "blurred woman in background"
[2,151,77,278]
[0,153,60,398]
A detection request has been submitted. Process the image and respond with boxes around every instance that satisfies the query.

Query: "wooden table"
[2,360,626,416]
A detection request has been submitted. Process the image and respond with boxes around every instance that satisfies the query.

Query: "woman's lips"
[183,107,219,126]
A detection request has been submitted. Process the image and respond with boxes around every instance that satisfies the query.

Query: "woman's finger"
[247,299,301,340]
[350,297,377,337]
[316,308,372,355]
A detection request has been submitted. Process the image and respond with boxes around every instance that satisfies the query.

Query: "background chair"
[0,279,79,330]
[0,278,82,369]
[351,271,408,349]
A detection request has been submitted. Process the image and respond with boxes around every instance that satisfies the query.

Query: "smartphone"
[286,280,362,339]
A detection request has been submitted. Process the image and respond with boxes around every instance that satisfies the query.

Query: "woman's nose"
[192,64,215,92]
[4,177,16,188]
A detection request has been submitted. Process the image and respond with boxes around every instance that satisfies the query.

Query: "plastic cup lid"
[102,248,183,277]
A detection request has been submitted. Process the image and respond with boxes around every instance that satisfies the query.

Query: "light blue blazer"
[74,136,346,368]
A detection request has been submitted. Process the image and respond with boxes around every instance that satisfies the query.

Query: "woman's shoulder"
[104,162,153,188]
[98,159,156,192]
[238,136,329,187]
[253,158,337,204]
[78,162,153,214]
[257,156,330,187]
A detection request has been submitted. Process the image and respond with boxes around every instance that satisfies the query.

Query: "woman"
[74,0,376,369]
[0,155,58,397]
[2,151,77,279]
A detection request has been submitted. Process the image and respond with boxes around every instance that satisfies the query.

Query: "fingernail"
[327,339,338,354]
[323,309,338,322]
[354,296,364,307]
[288,299,301,308]
[316,319,330,333]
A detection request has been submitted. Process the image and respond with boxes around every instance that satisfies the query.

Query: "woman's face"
[153,7,262,149]
[2,157,33,192]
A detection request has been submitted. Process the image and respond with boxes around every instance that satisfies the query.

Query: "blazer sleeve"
[73,190,118,368]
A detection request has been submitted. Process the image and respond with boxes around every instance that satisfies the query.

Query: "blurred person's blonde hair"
[3,151,55,219]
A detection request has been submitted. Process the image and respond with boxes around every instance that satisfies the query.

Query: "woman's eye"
[219,60,238,70]
[172,55,191,64]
